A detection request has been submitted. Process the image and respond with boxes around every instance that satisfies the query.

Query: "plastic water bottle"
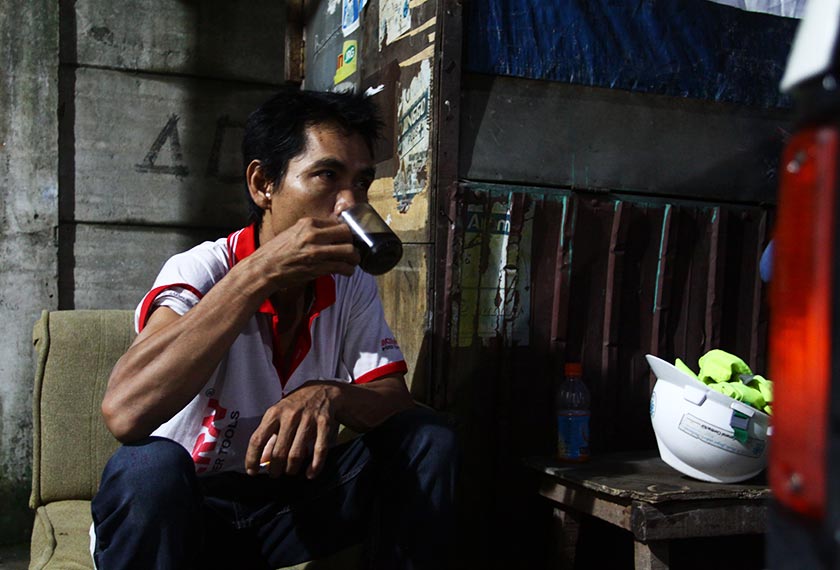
[556,362,590,462]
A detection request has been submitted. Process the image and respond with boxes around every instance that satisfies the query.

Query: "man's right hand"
[250,217,360,293]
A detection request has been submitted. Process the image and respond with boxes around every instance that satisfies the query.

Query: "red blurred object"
[768,126,838,520]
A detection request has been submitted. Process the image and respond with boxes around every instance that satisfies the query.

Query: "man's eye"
[355,178,374,191]
[316,170,336,180]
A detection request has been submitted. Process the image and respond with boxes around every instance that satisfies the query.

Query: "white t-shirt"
[135,224,407,475]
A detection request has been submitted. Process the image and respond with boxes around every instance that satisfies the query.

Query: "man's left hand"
[245,382,338,479]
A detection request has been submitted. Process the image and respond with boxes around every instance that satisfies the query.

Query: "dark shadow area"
[57,1,77,309]
[575,519,765,570]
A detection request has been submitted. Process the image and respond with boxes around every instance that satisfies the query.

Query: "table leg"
[634,540,669,570]
[551,507,581,570]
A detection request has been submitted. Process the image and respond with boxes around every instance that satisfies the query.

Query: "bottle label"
[557,411,590,461]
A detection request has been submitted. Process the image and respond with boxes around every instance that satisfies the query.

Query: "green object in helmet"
[747,375,774,404]
[707,381,767,410]
[698,349,753,384]
[672,349,774,415]
[675,358,699,380]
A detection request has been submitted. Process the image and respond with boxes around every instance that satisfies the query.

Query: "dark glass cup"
[339,203,403,275]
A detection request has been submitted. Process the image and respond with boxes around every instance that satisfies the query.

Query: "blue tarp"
[465,0,798,108]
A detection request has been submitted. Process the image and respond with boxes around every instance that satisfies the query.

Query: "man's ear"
[246,160,273,209]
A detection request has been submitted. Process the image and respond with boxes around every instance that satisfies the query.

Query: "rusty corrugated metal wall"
[447,182,770,456]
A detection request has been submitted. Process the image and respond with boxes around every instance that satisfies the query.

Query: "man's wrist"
[235,254,281,297]
[324,381,345,413]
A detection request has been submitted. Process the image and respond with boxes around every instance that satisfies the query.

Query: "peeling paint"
[399,45,434,68]
[379,0,411,48]
[456,193,534,347]
[390,16,436,44]
[393,59,431,213]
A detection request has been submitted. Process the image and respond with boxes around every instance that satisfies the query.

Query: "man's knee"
[92,438,203,566]
[380,407,458,466]
[97,436,196,506]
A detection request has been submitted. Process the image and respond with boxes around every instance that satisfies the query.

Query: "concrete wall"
[59,0,286,309]
[0,0,60,545]
[0,1,286,545]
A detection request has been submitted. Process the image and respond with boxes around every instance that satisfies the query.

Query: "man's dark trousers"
[91,407,457,570]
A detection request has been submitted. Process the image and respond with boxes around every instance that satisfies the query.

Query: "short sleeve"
[342,273,408,384]
[134,239,229,333]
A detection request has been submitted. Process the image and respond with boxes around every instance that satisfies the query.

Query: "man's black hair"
[242,88,383,225]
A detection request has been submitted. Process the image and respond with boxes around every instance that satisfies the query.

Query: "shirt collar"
[226,224,336,316]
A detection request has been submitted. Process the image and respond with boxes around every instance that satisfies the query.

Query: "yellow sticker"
[333,40,358,84]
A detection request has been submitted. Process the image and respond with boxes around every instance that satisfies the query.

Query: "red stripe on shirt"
[137,283,204,332]
[354,360,408,385]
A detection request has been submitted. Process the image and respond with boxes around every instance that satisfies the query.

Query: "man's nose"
[333,188,367,216]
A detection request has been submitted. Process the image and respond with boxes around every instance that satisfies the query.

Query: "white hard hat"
[646,355,771,483]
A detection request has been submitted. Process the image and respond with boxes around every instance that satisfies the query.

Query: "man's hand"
[245,376,413,479]
[251,217,360,293]
[245,382,339,479]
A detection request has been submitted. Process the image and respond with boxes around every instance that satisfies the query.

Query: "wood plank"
[719,207,768,368]
[650,204,676,376]
[375,244,429,398]
[539,473,768,542]
[705,207,726,352]
[600,202,627,447]
[367,177,431,245]
[460,74,790,204]
[634,540,670,570]
[672,207,715,369]
[285,0,305,84]
[551,507,581,570]
[550,194,576,373]
[614,201,661,451]
[66,67,277,228]
[63,0,285,83]
[430,0,465,406]
[602,202,626,374]
[527,453,770,503]
[632,500,768,541]
[750,211,770,370]
[721,206,766,361]
[530,193,563,356]
[538,479,634,531]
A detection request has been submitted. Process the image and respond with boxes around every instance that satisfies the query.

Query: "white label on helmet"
[678,414,766,458]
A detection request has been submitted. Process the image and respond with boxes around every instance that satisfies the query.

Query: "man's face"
[262,124,376,239]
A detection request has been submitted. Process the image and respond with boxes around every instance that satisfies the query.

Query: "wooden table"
[527,451,770,570]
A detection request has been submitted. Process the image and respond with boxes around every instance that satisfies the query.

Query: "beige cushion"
[30,501,96,570]
[30,311,134,507]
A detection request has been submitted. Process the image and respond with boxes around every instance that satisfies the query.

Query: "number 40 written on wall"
[135,114,243,184]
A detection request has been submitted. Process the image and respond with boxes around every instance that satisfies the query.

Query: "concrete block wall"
[0,1,287,545]
[0,1,60,545]
[60,0,286,309]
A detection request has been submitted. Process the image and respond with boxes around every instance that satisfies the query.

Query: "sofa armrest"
[30,310,135,508]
